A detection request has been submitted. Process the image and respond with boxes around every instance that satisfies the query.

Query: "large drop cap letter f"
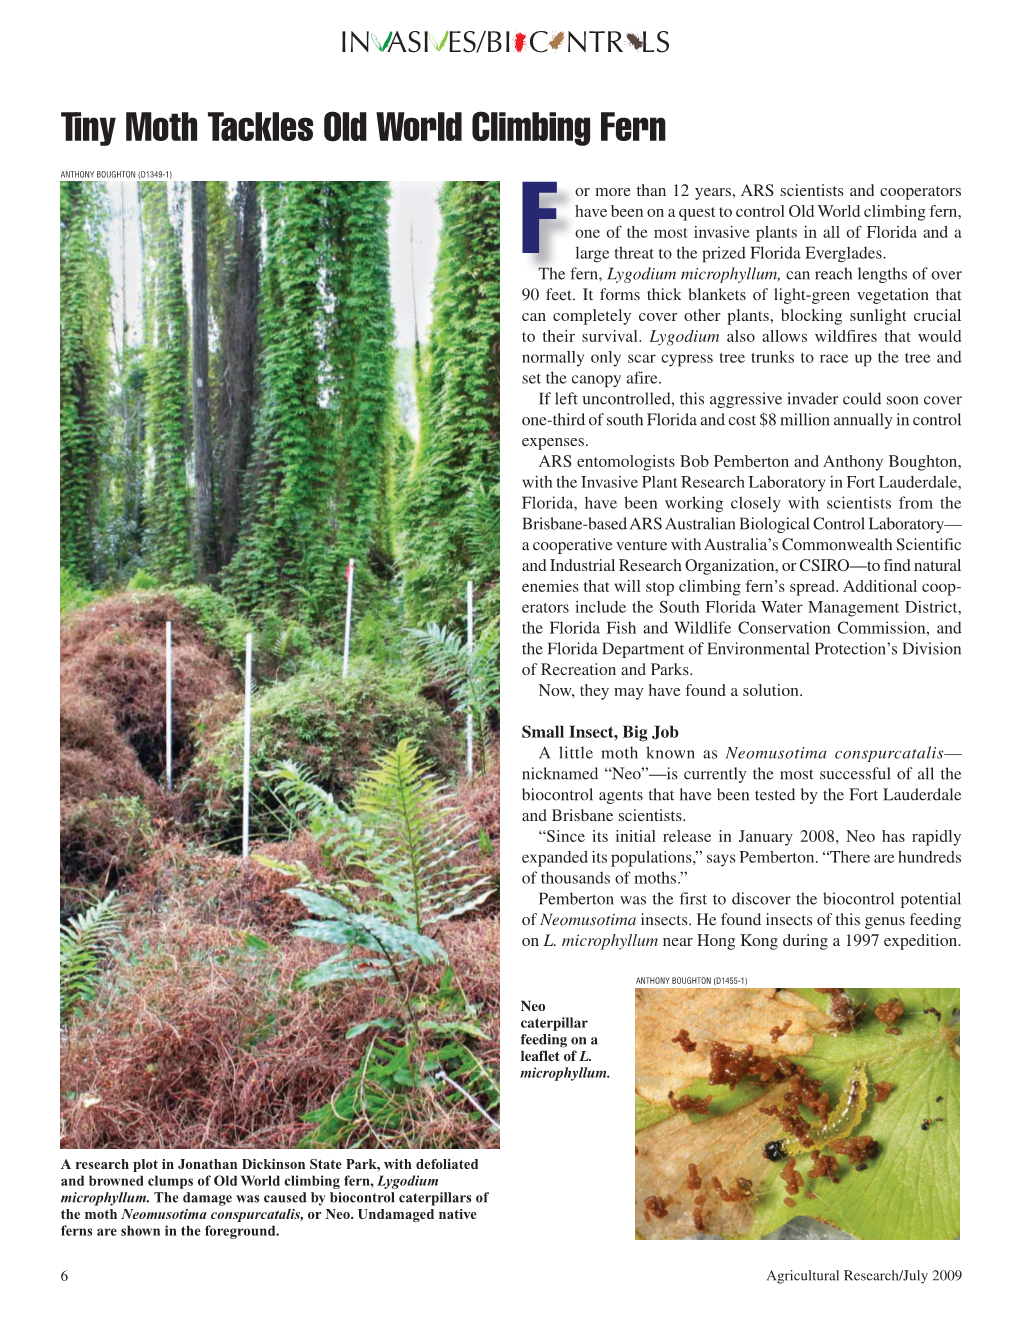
[522,181,557,254]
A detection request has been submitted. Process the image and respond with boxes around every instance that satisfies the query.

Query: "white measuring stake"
[242,632,253,861]
[466,580,474,779]
[342,559,355,678]
[165,621,173,791]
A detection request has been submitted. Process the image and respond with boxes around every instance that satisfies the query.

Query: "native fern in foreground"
[408,622,499,772]
[272,739,492,933]
[280,886,447,989]
[60,891,123,1023]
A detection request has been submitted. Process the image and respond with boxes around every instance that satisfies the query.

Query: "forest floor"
[60,591,500,1149]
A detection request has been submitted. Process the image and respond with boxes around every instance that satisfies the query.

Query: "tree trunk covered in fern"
[140,181,192,582]
[60,181,111,584]
[324,182,396,571]
[213,180,260,569]
[227,181,397,617]
[399,181,500,629]
[225,183,330,610]
[191,182,217,580]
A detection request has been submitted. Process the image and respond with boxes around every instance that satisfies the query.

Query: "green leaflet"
[747,988,959,1240]
[636,1094,674,1133]
[640,988,959,1241]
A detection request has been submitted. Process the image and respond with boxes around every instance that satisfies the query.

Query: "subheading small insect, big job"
[762,1062,868,1162]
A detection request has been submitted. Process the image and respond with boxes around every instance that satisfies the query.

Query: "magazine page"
[31,1,1010,1312]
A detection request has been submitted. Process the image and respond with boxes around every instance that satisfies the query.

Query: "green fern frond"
[465,481,500,584]
[407,622,467,688]
[354,740,491,929]
[407,622,500,770]
[272,760,342,829]
[60,891,124,1023]
[284,887,447,988]
[270,741,492,933]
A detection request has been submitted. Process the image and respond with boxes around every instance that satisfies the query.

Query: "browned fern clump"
[62,596,237,781]
[451,747,500,893]
[60,892,501,1150]
[60,685,158,903]
[60,797,154,906]
[60,907,370,1148]
[61,592,215,658]
[60,687,152,795]
[60,594,237,905]
[128,835,329,941]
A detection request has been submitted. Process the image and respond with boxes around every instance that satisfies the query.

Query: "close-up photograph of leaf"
[635,987,959,1240]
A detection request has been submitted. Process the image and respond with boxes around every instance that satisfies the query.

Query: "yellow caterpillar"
[762,1062,868,1162]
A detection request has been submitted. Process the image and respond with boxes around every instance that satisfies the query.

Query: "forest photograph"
[59,180,500,1148]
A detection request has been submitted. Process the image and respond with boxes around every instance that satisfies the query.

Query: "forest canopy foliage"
[59,180,499,634]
